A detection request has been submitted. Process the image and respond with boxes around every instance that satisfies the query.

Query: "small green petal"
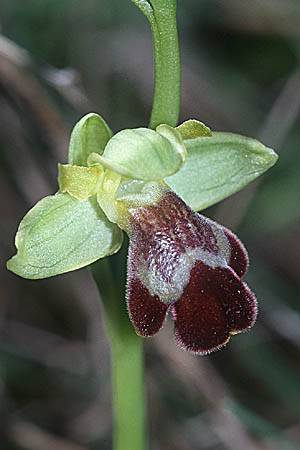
[176,119,212,139]
[7,193,123,279]
[68,113,113,166]
[97,170,122,224]
[58,163,103,200]
[90,126,186,181]
[166,132,278,211]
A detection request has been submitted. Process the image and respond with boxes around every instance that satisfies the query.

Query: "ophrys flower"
[7,114,277,354]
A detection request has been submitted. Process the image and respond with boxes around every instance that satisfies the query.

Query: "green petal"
[7,193,123,279]
[166,132,278,211]
[68,113,113,166]
[58,164,103,200]
[89,126,186,181]
[176,119,212,139]
[96,170,122,224]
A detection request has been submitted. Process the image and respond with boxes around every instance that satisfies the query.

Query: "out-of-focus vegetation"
[1,1,300,449]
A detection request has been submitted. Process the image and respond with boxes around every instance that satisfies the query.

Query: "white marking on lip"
[137,244,229,305]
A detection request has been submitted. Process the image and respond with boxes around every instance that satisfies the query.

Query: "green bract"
[166,132,278,211]
[7,193,123,279]
[7,112,278,280]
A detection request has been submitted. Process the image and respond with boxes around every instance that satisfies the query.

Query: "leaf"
[176,119,212,139]
[68,113,113,166]
[88,126,186,181]
[7,193,123,279]
[58,164,103,200]
[166,132,278,211]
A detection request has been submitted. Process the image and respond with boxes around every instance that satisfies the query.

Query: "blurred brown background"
[1,1,300,449]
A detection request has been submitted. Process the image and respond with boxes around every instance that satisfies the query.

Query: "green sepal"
[58,163,103,200]
[68,113,113,166]
[88,126,186,181]
[156,124,187,159]
[7,193,123,279]
[166,132,278,211]
[176,119,212,139]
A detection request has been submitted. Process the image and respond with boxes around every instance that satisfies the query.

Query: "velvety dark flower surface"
[126,191,257,355]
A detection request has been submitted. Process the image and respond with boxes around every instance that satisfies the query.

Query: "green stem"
[132,0,181,128]
[91,251,147,450]
[111,330,145,450]
[150,0,180,128]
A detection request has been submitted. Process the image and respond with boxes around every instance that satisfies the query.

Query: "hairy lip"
[126,190,257,354]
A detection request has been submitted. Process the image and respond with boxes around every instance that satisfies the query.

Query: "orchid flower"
[7,114,277,354]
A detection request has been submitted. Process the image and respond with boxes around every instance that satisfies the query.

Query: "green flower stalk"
[6,1,278,450]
